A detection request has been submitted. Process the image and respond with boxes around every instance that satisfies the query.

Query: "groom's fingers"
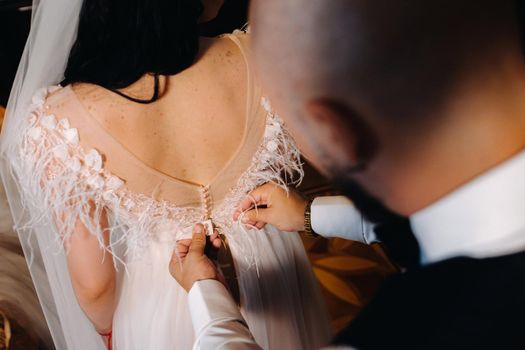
[188,224,207,254]
[234,194,265,220]
[211,237,222,248]
[176,239,191,257]
[210,229,222,248]
[255,221,266,229]
[242,208,270,228]
[169,249,184,279]
[233,183,276,220]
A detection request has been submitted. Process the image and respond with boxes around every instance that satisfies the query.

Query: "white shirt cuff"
[188,279,245,335]
[188,280,262,349]
[311,196,378,244]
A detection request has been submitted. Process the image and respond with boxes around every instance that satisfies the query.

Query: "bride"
[0,0,331,349]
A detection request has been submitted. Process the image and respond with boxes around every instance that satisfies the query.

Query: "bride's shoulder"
[19,86,75,133]
[22,85,87,151]
[196,34,248,89]
[45,83,98,112]
[32,84,85,121]
[38,85,70,109]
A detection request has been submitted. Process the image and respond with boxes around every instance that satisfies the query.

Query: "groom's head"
[250,0,525,216]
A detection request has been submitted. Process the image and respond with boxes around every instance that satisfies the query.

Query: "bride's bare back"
[71,36,247,186]
[17,30,330,349]
[41,33,257,335]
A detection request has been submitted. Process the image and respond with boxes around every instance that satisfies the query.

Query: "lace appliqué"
[18,87,303,263]
[213,97,304,226]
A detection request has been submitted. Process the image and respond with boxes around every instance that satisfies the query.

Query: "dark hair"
[337,0,519,124]
[62,0,203,91]
[518,0,525,53]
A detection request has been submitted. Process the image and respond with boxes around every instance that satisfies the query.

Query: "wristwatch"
[304,198,319,238]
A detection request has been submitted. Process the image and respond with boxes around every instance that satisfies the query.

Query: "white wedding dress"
[9,32,331,349]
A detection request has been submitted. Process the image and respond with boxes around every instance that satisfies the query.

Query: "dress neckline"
[64,34,252,190]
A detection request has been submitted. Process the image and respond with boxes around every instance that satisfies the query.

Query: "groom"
[171,0,525,348]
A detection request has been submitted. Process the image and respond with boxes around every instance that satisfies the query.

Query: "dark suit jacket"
[334,250,525,349]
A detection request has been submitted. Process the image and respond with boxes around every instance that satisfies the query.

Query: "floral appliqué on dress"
[19,86,303,263]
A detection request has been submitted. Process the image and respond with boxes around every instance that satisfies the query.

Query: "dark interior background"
[0,0,250,107]
[0,1,31,106]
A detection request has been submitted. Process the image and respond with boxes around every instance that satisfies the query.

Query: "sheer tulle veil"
[0,0,107,348]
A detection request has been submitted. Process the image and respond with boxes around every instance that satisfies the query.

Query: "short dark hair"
[518,0,525,51]
[344,0,521,122]
[63,0,203,90]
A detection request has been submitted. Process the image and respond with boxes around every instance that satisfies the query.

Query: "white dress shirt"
[311,196,377,244]
[188,280,260,350]
[189,280,355,350]
[410,149,525,265]
[187,149,525,349]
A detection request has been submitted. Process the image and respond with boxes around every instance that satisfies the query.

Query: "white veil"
[0,0,106,348]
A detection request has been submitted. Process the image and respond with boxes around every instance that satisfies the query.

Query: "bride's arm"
[64,209,116,334]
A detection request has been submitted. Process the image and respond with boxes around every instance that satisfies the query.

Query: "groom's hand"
[233,182,308,232]
[170,224,221,292]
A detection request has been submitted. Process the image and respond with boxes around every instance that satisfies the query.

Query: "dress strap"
[225,30,250,62]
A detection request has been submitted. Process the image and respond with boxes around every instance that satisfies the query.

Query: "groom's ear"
[304,98,378,170]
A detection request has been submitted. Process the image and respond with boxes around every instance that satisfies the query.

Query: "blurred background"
[0,1,396,348]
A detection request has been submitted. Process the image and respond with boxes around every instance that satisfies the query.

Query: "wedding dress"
[5,30,331,349]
